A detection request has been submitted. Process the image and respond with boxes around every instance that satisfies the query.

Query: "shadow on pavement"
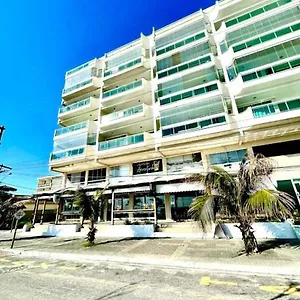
[94,237,170,246]
[0,235,54,243]
[258,239,300,253]
[236,239,300,256]
[269,281,300,300]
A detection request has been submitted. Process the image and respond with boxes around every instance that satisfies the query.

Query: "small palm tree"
[189,153,295,255]
[74,188,106,245]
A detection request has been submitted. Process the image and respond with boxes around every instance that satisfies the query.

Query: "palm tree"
[73,188,106,244]
[188,153,295,255]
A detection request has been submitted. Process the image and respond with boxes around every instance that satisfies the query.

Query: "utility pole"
[0,126,12,187]
[0,126,5,144]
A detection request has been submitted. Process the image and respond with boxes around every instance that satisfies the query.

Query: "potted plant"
[23,221,32,232]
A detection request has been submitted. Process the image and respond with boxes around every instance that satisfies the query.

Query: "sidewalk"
[1,232,300,277]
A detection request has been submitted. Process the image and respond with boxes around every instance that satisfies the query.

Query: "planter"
[23,224,31,232]
[42,223,81,237]
[215,222,298,239]
[98,224,154,238]
[293,225,300,240]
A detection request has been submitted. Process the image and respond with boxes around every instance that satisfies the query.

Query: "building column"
[165,193,172,221]
[201,153,210,172]
[40,200,47,224]
[32,198,39,225]
[55,199,61,225]
[103,197,108,222]
[128,193,134,220]
[111,190,115,225]
[84,170,89,186]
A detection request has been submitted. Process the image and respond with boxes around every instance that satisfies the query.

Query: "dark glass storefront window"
[171,192,199,221]
[134,194,154,218]
[156,194,166,220]
[114,195,129,219]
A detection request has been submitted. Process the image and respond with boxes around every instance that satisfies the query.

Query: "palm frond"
[245,189,295,219]
[188,194,222,231]
[205,166,237,198]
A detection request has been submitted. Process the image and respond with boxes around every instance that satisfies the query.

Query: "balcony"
[102,79,149,106]
[99,133,144,151]
[62,77,102,101]
[252,99,300,118]
[157,55,212,79]
[159,82,219,107]
[162,113,227,137]
[156,31,206,56]
[50,147,85,161]
[232,22,300,53]
[100,104,152,129]
[103,57,150,83]
[62,59,103,101]
[225,0,292,28]
[54,121,88,137]
[58,97,99,126]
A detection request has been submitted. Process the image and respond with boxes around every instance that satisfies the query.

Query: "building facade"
[37,0,300,224]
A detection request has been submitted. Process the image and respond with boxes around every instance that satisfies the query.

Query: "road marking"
[58,266,77,271]
[260,285,300,297]
[200,276,238,286]
[40,263,55,269]
[12,261,35,266]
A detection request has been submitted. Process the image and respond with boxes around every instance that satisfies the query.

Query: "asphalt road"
[0,252,299,300]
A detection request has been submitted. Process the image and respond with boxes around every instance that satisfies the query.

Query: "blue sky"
[0,0,214,194]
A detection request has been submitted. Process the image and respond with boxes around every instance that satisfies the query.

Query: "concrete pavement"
[0,250,300,300]
[1,232,300,277]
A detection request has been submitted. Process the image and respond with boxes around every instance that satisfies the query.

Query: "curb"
[1,247,300,278]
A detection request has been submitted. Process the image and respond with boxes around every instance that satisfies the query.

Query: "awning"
[156,182,203,194]
[114,185,150,194]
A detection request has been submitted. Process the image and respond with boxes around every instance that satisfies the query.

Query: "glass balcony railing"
[225,0,292,28]
[104,58,142,77]
[102,105,143,123]
[252,99,300,118]
[242,57,300,82]
[55,121,88,136]
[233,22,300,53]
[158,55,211,79]
[156,32,206,56]
[66,62,90,76]
[59,98,91,114]
[102,80,143,99]
[162,115,227,137]
[50,147,85,161]
[62,79,93,95]
[98,133,144,151]
[159,83,218,106]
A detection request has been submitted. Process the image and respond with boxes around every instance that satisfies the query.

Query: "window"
[109,165,130,178]
[67,172,85,184]
[253,140,300,157]
[209,150,247,165]
[88,168,106,183]
[167,153,202,173]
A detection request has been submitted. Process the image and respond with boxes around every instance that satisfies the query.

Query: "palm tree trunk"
[236,222,258,255]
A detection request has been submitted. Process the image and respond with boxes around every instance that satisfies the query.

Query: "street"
[0,252,299,300]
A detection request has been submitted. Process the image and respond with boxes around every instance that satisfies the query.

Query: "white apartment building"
[36,0,300,224]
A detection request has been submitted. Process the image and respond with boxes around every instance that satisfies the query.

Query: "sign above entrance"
[133,159,163,175]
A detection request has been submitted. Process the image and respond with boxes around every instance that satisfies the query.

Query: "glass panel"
[273,62,290,72]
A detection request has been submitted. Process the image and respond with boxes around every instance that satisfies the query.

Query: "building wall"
[38,0,300,220]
